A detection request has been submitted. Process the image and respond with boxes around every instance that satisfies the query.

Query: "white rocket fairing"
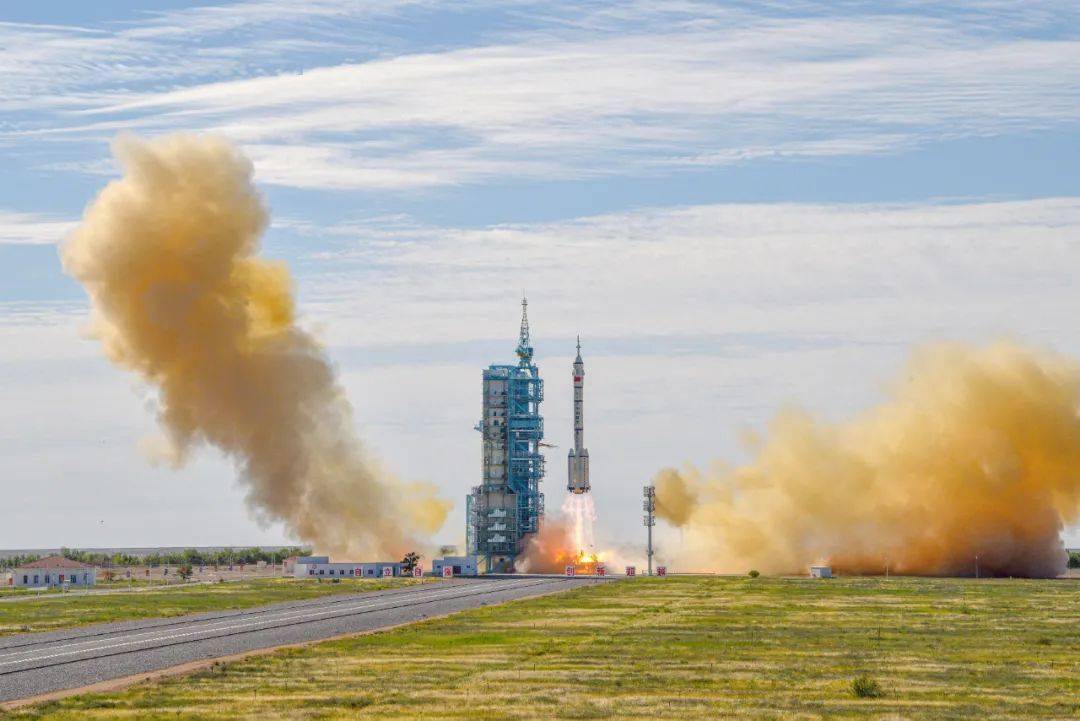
[567,337,590,494]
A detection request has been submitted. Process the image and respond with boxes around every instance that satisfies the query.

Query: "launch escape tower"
[467,298,546,573]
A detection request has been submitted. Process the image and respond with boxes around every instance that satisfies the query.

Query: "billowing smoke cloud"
[654,343,1080,578]
[63,134,449,559]
[518,496,631,574]
[517,516,576,574]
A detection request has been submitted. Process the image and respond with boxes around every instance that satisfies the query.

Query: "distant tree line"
[0,547,309,570]
[0,554,42,570]
[6,548,1079,571]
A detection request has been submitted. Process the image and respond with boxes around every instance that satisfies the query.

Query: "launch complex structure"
[467,298,597,573]
[467,299,546,573]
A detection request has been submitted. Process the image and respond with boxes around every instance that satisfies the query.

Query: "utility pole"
[643,484,656,576]
[975,554,980,579]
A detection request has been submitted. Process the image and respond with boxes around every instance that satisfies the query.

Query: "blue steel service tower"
[467,298,545,573]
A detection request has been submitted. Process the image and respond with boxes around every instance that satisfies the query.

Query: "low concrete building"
[432,556,479,577]
[292,557,405,578]
[291,556,327,577]
[810,565,833,578]
[8,556,96,588]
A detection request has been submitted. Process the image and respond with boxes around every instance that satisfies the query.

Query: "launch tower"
[467,298,546,573]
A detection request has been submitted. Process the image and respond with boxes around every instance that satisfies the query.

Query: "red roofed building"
[7,555,96,589]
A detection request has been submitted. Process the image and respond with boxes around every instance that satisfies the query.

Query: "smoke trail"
[653,343,1080,578]
[62,134,449,559]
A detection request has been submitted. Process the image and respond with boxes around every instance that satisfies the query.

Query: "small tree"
[401,551,421,574]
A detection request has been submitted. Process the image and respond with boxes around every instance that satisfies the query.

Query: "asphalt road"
[0,576,606,703]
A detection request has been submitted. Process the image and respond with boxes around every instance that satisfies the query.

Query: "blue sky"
[1,0,1079,554]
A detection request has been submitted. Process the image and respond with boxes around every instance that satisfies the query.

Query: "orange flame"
[517,515,613,574]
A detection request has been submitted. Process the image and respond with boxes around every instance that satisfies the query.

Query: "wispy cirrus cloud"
[16,195,1078,339]
[4,2,1078,190]
[0,0,436,112]
[267,196,1080,347]
[0,210,76,246]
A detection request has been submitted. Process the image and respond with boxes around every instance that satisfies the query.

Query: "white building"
[292,556,405,578]
[432,556,479,577]
[8,556,96,588]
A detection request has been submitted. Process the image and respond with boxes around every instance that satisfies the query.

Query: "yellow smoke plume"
[653,343,1080,578]
[62,133,449,559]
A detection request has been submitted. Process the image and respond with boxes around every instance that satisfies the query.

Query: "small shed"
[810,566,833,578]
[432,556,479,577]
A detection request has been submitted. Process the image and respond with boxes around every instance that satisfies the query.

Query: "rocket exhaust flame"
[563,492,597,554]
[653,343,1080,578]
[519,495,613,573]
[62,134,449,559]
[517,512,609,574]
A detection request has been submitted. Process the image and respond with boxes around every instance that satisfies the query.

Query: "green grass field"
[0,577,421,637]
[1,579,168,597]
[4,575,1076,720]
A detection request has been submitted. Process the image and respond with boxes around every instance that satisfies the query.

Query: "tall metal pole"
[648,517,653,576]
[643,485,655,576]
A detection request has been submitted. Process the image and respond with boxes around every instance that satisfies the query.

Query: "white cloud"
[4,3,1077,189]
[0,210,76,246]
[267,196,1080,351]
[0,0,433,110]
[12,196,1075,343]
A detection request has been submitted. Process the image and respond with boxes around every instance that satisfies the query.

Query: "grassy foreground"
[0,578,420,637]
[5,575,1078,720]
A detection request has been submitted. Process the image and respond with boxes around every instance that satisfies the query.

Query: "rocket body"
[567,339,590,494]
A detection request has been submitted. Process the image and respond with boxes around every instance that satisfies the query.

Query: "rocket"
[567,336,590,494]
